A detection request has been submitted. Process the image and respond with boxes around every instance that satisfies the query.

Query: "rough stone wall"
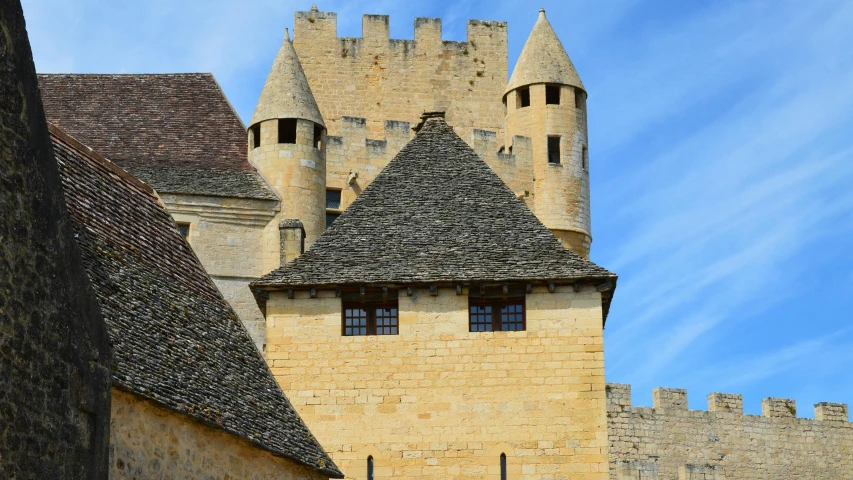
[607,384,853,480]
[293,9,507,140]
[504,84,591,257]
[159,192,279,351]
[109,389,329,480]
[468,129,534,210]
[265,286,608,480]
[0,2,112,477]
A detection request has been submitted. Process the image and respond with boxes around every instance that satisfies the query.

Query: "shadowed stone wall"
[0,1,112,478]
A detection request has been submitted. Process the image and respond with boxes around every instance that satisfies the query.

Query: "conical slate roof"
[252,115,615,292]
[505,9,584,95]
[250,29,324,127]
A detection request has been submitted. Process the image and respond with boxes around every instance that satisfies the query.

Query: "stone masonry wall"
[607,384,853,480]
[265,285,608,480]
[0,2,112,477]
[293,9,507,140]
[109,389,329,480]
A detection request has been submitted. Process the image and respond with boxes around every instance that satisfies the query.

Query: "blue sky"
[22,0,853,415]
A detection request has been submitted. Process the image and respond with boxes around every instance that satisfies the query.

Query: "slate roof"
[252,115,616,317]
[505,9,584,94]
[50,124,342,478]
[38,73,275,200]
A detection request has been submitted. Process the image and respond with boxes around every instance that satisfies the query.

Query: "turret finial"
[311,4,319,12]
[539,8,546,16]
[284,28,290,41]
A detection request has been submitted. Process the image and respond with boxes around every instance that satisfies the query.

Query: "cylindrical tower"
[249,29,327,247]
[503,9,591,258]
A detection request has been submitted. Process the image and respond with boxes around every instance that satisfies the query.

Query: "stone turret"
[503,9,592,258]
[249,29,327,248]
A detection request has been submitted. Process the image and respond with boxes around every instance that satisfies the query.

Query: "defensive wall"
[607,383,853,480]
[293,8,508,140]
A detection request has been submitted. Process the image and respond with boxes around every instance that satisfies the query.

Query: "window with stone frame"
[342,288,399,336]
[546,85,560,105]
[468,286,526,332]
[250,124,261,149]
[278,118,297,144]
[517,87,531,108]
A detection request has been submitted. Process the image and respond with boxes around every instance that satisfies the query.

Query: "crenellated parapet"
[293,8,507,139]
[606,383,852,480]
[468,129,534,208]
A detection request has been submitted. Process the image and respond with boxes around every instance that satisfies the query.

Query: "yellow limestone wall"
[293,10,508,140]
[108,389,329,480]
[265,285,609,480]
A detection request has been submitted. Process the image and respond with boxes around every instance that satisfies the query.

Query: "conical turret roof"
[505,9,584,95]
[250,29,324,127]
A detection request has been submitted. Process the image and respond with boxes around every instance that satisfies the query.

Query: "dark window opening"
[469,288,526,332]
[575,88,586,112]
[326,213,340,229]
[502,97,508,114]
[548,136,561,164]
[313,123,324,149]
[546,85,560,105]
[250,124,261,149]
[500,453,507,480]
[326,189,341,210]
[176,223,190,240]
[518,87,530,108]
[343,290,399,336]
[278,118,297,144]
[582,146,589,170]
[367,456,374,480]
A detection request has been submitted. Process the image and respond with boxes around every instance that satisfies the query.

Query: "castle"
[4,2,851,479]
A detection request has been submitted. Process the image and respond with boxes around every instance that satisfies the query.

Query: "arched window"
[500,453,507,480]
[367,455,374,480]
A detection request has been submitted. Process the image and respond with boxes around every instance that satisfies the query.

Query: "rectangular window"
[582,146,589,170]
[546,85,560,105]
[574,88,586,112]
[469,295,526,332]
[342,290,399,336]
[250,125,261,149]
[278,118,297,144]
[176,223,190,240]
[326,212,339,229]
[326,189,341,210]
[518,87,530,108]
[548,136,561,164]
[313,123,324,149]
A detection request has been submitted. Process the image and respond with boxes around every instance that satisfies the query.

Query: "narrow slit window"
[574,88,586,112]
[250,124,261,149]
[503,97,508,114]
[278,118,297,144]
[518,87,530,108]
[500,453,507,480]
[313,123,324,149]
[582,146,589,170]
[548,136,561,164]
[367,456,374,480]
[546,85,560,105]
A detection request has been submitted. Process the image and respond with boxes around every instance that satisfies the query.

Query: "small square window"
[176,222,190,240]
[326,189,341,210]
[469,294,526,332]
[517,87,530,108]
[546,85,560,105]
[574,88,586,112]
[548,136,561,164]
[326,213,339,229]
[278,118,297,144]
[342,293,399,336]
[314,123,324,149]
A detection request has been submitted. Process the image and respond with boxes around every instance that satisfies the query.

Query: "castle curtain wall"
[264,286,608,480]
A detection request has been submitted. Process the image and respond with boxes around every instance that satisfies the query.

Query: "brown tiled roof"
[38,73,275,199]
[49,124,343,478]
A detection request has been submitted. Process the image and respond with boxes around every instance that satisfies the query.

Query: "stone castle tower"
[249,29,328,248]
[504,9,591,256]
[254,6,594,258]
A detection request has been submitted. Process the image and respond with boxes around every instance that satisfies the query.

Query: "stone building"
[26,4,852,479]
[50,124,342,479]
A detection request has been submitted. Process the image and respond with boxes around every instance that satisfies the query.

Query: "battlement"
[294,9,506,55]
[468,129,533,202]
[606,383,850,422]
